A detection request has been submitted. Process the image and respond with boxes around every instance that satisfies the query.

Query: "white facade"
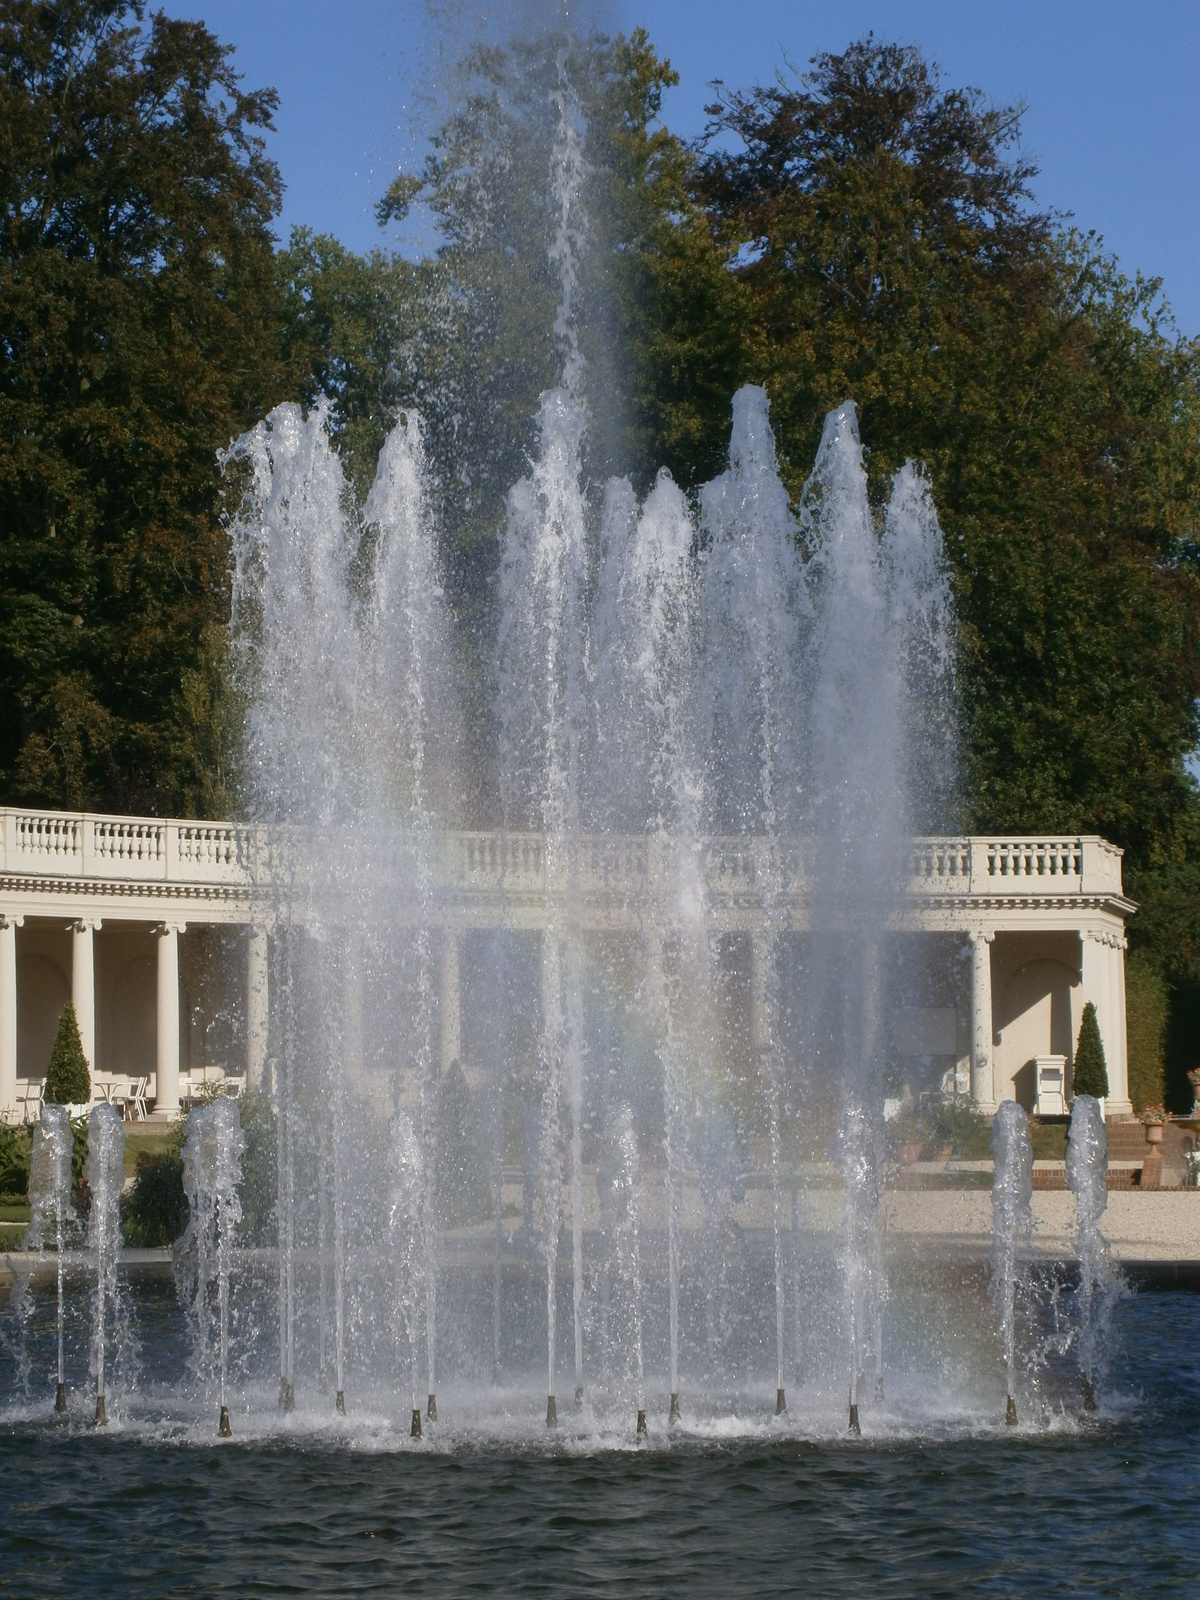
[0,808,1135,1119]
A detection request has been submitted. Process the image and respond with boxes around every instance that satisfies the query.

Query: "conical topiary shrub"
[45,1003,90,1107]
[1072,1001,1109,1100]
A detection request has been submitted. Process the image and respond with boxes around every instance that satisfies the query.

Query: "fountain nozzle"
[95,1392,107,1428]
[1081,1375,1096,1413]
[574,1385,584,1408]
[280,1380,295,1414]
[848,1402,860,1436]
[636,1409,648,1439]
[219,1405,232,1438]
[775,1387,787,1416]
[335,1390,346,1416]
[1005,1395,1018,1426]
[427,1394,437,1423]
[54,1383,67,1416]
[546,1395,558,1428]
[668,1392,681,1426]
[492,1362,501,1387]
[410,1408,423,1439]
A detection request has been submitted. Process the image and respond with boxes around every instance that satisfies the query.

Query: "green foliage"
[1072,1001,1110,1099]
[0,0,296,815]
[920,1095,991,1159]
[121,1149,185,1247]
[44,1003,90,1105]
[69,1115,89,1189]
[0,1124,31,1196]
[236,1089,276,1244]
[692,40,1200,852]
[1125,950,1168,1111]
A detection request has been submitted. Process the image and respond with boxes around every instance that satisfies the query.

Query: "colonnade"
[0,916,271,1121]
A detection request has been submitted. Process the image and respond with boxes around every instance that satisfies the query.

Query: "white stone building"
[0,808,1135,1120]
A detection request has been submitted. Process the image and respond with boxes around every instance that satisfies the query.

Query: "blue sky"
[159,1,1199,336]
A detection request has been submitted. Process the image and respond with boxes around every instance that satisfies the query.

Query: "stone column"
[1110,936,1132,1115]
[246,924,269,1090]
[153,922,184,1119]
[440,929,461,1076]
[70,918,101,1072]
[969,929,996,1113]
[0,916,20,1119]
[1078,929,1132,1115]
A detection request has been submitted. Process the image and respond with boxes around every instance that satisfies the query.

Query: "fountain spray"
[991,1101,1033,1423]
[87,1104,125,1426]
[211,1097,245,1437]
[26,1104,72,1414]
[1066,1094,1117,1412]
[390,1112,425,1438]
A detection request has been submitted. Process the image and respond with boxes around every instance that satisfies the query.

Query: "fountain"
[86,1104,125,1427]
[0,38,1082,1447]
[991,1100,1034,1424]
[178,1100,245,1436]
[24,1104,72,1414]
[1066,1094,1119,1412]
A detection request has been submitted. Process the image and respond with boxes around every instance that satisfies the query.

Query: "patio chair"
[21,1078,44,1126]
[128,1076,149,1122]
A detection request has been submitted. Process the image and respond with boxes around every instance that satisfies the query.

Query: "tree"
[44,1002,90,1105]
[1072,1001,1109,1100]
[0,0,294,816]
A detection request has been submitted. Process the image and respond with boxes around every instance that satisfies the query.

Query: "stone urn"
[1145,1123,1165,1145]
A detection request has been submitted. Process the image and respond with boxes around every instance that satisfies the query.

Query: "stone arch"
[995,957,1076,1111]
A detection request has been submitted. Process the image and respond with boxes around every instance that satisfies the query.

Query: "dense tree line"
[2,6,1198,1100]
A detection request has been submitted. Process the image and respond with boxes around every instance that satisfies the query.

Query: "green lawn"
[123,1132,175,1180]
[1030,1121,1069,1160]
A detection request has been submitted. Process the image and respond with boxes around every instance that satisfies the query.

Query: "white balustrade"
[1,807,1128,910]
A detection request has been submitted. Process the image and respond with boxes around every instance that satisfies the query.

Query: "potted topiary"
[1072,1002,1109,1113]
[1140,1104,1168,1144]
[1187,1067,1200,1113]
[44,1004,91,1115]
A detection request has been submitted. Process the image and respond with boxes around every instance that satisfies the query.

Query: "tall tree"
[0,0,291,815]
[690,38,1200,1093]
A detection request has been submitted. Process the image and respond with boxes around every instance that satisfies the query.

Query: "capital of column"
[969,927,995,947]
[152,920,187,938]
[0,914,24,930]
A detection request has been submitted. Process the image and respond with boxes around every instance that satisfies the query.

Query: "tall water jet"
[494,64,593,1425]
[1066,1095,1118,1412]
[799,402,955,1434]
[211,1098,245,1437]
[700,386,806,1416]
[87,1104,125,1427]
[178,1105,215,1381]
[365,413,453,1426]
[25,1104,72,1414]
[991,1101,1033,1424]
[604,1105,645,1438]
[498,386,589,1425]
[593,464,709,1425]
[390,1111,426,1438]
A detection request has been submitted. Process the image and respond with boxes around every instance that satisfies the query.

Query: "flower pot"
[1145,1123,1165,1144]
[934,1143,953,1163]
[896,1141,923,1166]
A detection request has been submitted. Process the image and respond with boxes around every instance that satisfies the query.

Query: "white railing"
[1,808,1125,901]
[2,810,256,886]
